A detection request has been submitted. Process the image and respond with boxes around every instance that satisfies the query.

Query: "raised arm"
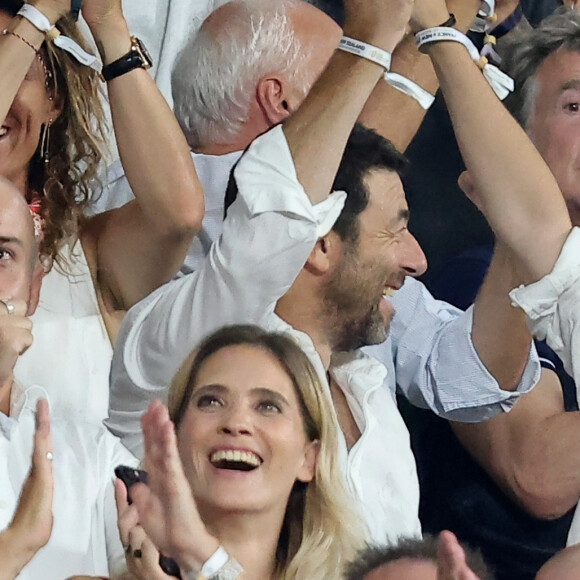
[413,4,571,282]
[358,0,480,152]
[81,0,203,310]
[107,0,416,456]
[283,0,413,203]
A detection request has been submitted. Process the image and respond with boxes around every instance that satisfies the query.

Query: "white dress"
[14,241,112,424]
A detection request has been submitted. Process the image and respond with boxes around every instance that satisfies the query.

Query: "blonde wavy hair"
[4,1,107,263]
[169,325,365,580]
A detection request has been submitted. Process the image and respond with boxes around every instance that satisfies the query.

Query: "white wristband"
[338,37,391,71]
[17,3,53,31]
[200,546,229,577]
[384,72,435,110]
[415,27,514,100]
[17,4,100,71]
[183,546,244,580]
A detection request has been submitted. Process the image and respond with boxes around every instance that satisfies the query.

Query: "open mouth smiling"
[209,449,263,472]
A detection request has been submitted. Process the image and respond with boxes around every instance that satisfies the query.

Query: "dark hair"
[344,536,494,580]
[330,123,407,242]
[224,123,407,242]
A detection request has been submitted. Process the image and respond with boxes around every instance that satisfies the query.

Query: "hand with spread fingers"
[0,399,54,580]
[129,401,220,577]
[0,299,33,391]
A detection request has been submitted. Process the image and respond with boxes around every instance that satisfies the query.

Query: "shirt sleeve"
[107,125,345,457]
[510,226,580,401]
[386,277,540,422]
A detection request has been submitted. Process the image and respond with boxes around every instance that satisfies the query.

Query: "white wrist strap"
[17,4,99,70]
[338,37,392,71]
[183,546,243,580]
[200,546,229,577]
[415,27,514,100]
[384,72,435,109]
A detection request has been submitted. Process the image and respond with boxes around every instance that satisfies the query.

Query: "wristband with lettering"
[415,26,514,100]
[338,37,392,71]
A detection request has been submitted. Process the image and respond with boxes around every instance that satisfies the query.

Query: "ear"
[304,231,341,276]
[297,439,320,483]
[26,262,45,317]
[256,75,292,126]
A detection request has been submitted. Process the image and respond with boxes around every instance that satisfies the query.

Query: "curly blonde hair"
[4,0,107,262]
[169,325,365,580]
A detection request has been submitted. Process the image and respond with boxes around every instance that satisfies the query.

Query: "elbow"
[157,189,204,240]
[511,467,577,520]
[173,181,205,234]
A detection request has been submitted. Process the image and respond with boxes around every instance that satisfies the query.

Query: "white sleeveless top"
[14,241,112,424]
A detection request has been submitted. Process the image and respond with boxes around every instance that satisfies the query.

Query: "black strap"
[70,0,82,20]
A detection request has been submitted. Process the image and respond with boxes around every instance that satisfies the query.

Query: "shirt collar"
[330,350,388,397]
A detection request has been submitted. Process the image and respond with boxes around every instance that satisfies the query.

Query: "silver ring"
[46,451,53,461]
[0,300,14,315]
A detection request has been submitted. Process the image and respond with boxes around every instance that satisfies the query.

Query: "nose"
[400,230,428,277]
[219,402,253,436]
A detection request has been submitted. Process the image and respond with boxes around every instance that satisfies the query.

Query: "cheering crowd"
[0,0,579,578]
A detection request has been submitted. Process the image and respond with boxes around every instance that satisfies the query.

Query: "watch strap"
[101,37,152,81]
[102,50,144,81]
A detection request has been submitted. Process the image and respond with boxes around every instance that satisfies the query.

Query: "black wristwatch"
[101,36,153,82]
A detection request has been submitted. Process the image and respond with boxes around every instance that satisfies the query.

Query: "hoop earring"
[40,120,52,166]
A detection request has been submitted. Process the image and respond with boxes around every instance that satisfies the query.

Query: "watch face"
[132,37,153,69]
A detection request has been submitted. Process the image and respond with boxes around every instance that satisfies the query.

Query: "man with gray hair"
[96,0,478,273]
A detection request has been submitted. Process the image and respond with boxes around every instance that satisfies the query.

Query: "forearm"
[0,527,37,580]
[358,0,479,152]
[453,371,580,519]
[91,17,203,234]
[0,18,43,127]
[283,5,407,204]
[428,40,571,280]
[472,242,531,390]
[283,52,384,204]
[357,34,437,152]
